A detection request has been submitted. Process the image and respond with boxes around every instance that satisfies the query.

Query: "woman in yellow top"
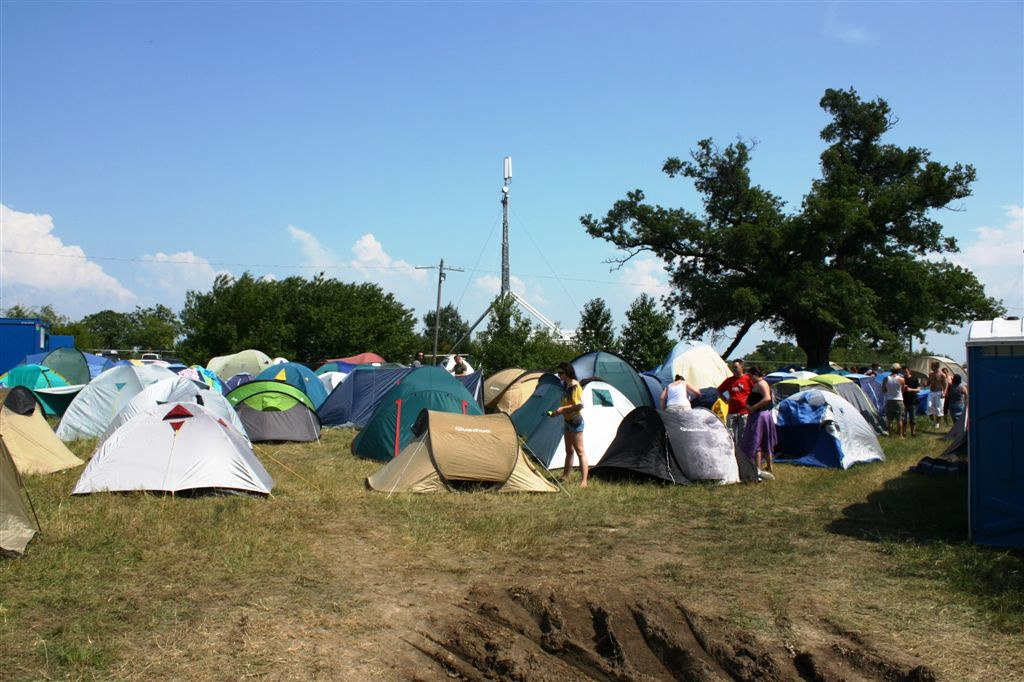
[550,362,588,488]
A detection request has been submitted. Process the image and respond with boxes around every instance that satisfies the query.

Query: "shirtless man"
[927,361,948,429]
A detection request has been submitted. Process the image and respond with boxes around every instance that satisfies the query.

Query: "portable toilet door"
[966,318,1024,548]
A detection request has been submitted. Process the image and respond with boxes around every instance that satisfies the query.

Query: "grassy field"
[1,424,1022,680]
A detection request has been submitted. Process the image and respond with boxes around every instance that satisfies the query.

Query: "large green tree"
[421,303,472,357]
[582,87,1004,366]
[476,295,574,372]
[178,272,419,365]
[573,298,616,353]
[618,294,675,371]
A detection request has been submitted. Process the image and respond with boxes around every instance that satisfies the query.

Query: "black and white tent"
[592,407,757,485]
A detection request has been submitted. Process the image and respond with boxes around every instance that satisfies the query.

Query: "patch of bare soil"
[406,584,939,682]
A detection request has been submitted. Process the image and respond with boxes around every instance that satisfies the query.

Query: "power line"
[0,248,673,290]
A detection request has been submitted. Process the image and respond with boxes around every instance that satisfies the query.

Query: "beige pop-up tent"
[1,438,36,555]
[0,387,83,475]
[484,369,546,415]
[366,410,558,494]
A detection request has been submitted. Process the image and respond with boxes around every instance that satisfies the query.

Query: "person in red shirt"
[717,358,752,446]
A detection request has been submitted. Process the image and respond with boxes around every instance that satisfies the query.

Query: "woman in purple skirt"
[741,365,777,478]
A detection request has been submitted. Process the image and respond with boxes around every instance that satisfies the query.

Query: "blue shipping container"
[0,318,51,375]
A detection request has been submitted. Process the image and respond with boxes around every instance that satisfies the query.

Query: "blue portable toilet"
[967,318,1024,548]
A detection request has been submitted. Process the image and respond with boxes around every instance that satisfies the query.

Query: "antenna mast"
[501,156,512,296]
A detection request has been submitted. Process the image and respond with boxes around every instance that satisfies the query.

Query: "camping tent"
[317,366,411,427]
[56,365,145,441]
[256,363,329,409]
[509,373,565,466]
[227,381,321,443]
[73,403,274,496]
[593,407,755,484]
[845,373,886,414]
[907,355,967,382]
[0,438,36,555]
[1,364,69,390]
[318,371,348,393]
[484,369,545,415]
[351,367,482,461]
[207,349,273,381]
[810,374,887,435]
[776,389,884,469]
[40,347,91,385]
[0,387,83,474]
[100,377,247,445]
[653,341,731,389]
[366,410,558,494]
[772,378,827,404]
[571,351,654,409]
[506,379,635,470]
[320,352,386,371]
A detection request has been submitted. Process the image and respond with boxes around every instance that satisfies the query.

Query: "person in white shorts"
[926,361,948,429]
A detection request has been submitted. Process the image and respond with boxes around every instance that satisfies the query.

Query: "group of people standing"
[547,356,967,489]
[714,359,776,479]
[882,361,967,437]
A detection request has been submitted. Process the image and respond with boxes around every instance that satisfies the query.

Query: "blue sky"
[2,1,1021,364]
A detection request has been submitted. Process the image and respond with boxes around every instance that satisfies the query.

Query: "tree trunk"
[794,323,836,369]
[722,319,755,360]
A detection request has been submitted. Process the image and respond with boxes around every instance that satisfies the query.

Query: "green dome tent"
[352,367,482,461]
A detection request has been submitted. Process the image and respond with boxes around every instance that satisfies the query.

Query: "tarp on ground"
[351,366,482,461]
[0,437,36,555]
[207,350,273,381]
[571,351,654,409]
[366,410,558,494]
[256,363,329,409]
[73,403,274,496]
[0,387,83,475]
[653,341,731,389]
[776,389,884,469]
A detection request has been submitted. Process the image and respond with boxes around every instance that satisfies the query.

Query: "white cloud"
[823,2,874,45]
[951,205,1024,314]
[287,225,336,271]
[618,257,671,295]
[343,233,431,309]
[0,203,136,317]
[136,251,223,309]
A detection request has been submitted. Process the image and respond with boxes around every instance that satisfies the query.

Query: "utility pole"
[416,258,464,365]
[501,156,512,296]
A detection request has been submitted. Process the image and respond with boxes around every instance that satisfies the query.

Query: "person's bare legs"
[573,431,588,487]
[561,430,573,481]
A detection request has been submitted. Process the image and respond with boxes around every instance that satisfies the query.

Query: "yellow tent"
[0,388,83,475]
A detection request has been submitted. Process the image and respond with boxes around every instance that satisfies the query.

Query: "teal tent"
[351,366,482,461]
[571,351,654,409]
